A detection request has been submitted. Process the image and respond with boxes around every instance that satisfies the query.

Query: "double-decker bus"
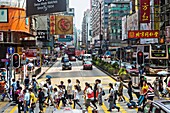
[65,45,75,58]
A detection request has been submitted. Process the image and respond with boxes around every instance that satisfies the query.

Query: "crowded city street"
[2,59,138,113]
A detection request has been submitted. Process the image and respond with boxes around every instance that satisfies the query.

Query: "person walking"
[153,77,160,99]
[73,85,82,109]
[29,88,36,113]
[18,87,24,113]
[93,79,98,103]
[85,83,97,110]
[11,79,17,102]
[76,79,81,92]
[47,81,54,106]
[23,89,30,113]
[53,88,60,108]
[118,78,125,103]
[105,83,120,112]
[128,77,133,101]
[67,79,73,105]
[138,80,148,106]
[24,76,30,89]
[43,84,49,106]
[1,81,12,102]
[32,79,37,97]
[61,85,67,107]
[97,79,103,105]
[38,88,45,113]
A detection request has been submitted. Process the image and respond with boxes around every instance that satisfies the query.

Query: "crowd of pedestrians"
[5,73,168,112]
[1,76,128,112]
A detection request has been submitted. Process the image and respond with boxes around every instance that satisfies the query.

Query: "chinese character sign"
[154,0,160,30]
[140,0,150,23]
[128,30,159,38]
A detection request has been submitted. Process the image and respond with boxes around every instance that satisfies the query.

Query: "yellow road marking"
[101,103,110,113]
[9,105,17,113]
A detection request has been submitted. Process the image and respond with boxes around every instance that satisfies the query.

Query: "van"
[83,54,92,64]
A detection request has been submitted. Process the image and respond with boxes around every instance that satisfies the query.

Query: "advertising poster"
[122,16,127,40]
[127,12,138,31]
[0,9,8,23]
[154,0,160,30]
[26,0,66,17]
[55,16,73,35]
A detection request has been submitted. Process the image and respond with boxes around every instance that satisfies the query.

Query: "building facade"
[108,0,130,46]
[81,9,92,49]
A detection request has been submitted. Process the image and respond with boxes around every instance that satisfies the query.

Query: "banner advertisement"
[50,15,56,35]
[122,16,127,40]
[140,0,150,23]
[55,16,73,35]
[128,30,159,38]
[154,0,160,30]
[26,0,66,17]
[127,12,138,31]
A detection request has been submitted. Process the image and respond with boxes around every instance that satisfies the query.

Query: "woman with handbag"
[105,83,120,112]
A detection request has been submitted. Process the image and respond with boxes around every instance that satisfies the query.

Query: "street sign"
[7,47,15,54]
[58,37,73,42]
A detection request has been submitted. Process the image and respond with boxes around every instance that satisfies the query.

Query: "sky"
[69,0,90,30]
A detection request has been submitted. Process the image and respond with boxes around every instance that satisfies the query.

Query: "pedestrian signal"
[12,53,20,68]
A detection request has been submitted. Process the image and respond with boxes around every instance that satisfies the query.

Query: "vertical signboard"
[154,0,160,30]
[50,15,56,35]
[140,0,150,23]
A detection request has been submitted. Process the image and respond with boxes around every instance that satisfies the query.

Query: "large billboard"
[122,16,127,40]
[140,0,150,23]
[127,12,138,31]
[55,16,73,35]
[128,30,159,38]
[26,0,67,17]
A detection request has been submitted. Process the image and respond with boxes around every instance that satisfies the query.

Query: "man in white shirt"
[67,79,73,104]
[97,79,103,105]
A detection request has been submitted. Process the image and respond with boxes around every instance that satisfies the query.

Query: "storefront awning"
[12,30,35,38]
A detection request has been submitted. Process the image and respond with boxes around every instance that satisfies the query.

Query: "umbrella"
[46,75,52,79]
[157,71,169,75]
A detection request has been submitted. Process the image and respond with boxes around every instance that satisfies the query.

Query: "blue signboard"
[7,47,15,54]
[58,36,73,42]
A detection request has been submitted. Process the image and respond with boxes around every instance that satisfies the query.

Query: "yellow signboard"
[55,16,73,35]
[17,47,22,55]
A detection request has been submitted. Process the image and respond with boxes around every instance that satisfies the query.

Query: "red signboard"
[140,0,150,23]
[128,30,159,38]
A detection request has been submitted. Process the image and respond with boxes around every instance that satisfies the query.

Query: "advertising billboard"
[26,0,67,17]
[140,0,150,23]
[127,12,138,31]
[0,9,8,23]
[154,0,160,30]
[55,16,73,35]
[128,30,159,38]
[122,16,127,40]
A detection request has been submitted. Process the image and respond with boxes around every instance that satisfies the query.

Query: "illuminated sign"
[151,53,166,57]
[140,0,150,23]
[128,30,159,38]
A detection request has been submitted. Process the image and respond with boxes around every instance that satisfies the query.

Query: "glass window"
[151,106,160,113]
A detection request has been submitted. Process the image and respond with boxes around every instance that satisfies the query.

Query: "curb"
[94,64,129,89]
[36,62,57,79]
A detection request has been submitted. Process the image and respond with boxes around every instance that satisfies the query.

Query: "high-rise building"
[108,0,130,46]
[82,9,92,49]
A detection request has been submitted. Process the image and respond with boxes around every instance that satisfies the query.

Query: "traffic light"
[12,53,20,68]
[137,51,144,65]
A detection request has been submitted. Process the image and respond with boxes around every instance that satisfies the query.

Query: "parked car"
[83,61,93,70]
[69,56,76,61]
[62,62,72,70]
[143,100,170,113]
